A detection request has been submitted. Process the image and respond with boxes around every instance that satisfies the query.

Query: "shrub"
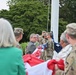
[20,42,28,55]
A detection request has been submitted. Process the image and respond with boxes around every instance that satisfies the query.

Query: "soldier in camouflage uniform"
[14,28,24,49]
[40,31,48,60]
[44,32,54,61]
[64,23,76,75]
[39,31,47,44]
[55,31,71,75]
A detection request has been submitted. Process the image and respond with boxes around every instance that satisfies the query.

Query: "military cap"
[66,23,76,35]
[42,31,46,33]
[14,28,24,34]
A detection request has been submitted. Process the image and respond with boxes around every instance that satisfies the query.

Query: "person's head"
[14,28,24,42]
[39,35,42,42]
[30,33,37,43]
[35,34,40,42]
[0,18,16,47]
[60,30,69,48]
[43,33,47,39]
[42,31,46,38]
[46,32,52,39]
[66,23,76,46]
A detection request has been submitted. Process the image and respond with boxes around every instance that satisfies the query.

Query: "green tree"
[59,0,76,23]
[0,1,48,42]
[59,18,68,39]
[1,0,75,42]
[7,0,49,6]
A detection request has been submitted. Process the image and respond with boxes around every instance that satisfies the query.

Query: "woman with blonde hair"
[0,18,25,75]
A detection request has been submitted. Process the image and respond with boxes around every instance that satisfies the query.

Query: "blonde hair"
[0,18,16,47]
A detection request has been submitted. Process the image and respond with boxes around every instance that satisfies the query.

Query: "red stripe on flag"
[23,54,44,66]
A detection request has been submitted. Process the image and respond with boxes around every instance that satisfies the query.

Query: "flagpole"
[51,0,59,43]
[47,0,50,32]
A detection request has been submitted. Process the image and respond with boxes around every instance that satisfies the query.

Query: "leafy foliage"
[60,0,76,23]
[59,18,68,41]
[1,0,76,42]
[20,42,28,55]
[0,1,48,41]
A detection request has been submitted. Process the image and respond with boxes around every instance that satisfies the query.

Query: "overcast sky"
[0,0,9,10]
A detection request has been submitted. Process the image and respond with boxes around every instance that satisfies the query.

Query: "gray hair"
[36,34,39,39]
[60,30,69,44]
[30,33,36,38]
[0,18,16,47]
[66,23,76,39]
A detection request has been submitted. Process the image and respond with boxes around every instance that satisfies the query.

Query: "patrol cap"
[66,23,76,35]
[42,31,46,37]
[14,28,24,34]
[42,31,46,33]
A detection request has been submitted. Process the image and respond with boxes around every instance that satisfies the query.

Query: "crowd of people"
[0,18,76,75]
[25,31,54,61]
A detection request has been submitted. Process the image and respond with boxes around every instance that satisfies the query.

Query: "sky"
[0,0,9,10]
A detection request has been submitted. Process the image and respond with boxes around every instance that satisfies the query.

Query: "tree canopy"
[0,1,48,41]
[0,0,76,42]
[60,0,76,23]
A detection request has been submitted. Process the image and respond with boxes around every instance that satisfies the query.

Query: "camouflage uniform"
[39,31,47,45]
[55,70,64,75]
[14,28,24,35]
[16,42,22,49]
[64,45,76,75]
[40,38,48,60]
[44,39,54,61]
[39,36,46,45]
[14,28,23,50]
[57,23,76,75]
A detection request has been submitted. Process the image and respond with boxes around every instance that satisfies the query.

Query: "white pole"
[51,0,59,43]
